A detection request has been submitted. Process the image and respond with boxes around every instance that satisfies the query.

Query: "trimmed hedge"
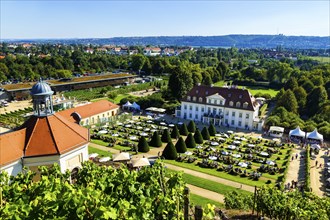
[185,133,196,149]
[187,120,196,133]
[179,123,189,136]
[149,131,162,147]
[162,141,177,160]
[171,125,180,139]
[138,136,150,153]
[161,129,171,143]
[175,137,187,153]
[201,127,210,140]
[208,124,216,136]
[194,129,204,144]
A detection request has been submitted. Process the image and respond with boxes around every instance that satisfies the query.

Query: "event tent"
[122,101,132,110]
[269,126,284,138]
[289,126,306,138]
[307,129,323,142]
[132,102,140,110]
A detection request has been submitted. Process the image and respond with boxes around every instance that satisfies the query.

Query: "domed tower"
[30,79,54,116]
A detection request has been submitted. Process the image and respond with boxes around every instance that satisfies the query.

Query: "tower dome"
[31,80,53,96]
[30,79,54,116]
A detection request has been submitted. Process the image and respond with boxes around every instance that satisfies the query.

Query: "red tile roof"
[0,113,89,166]
[183,85,258,111]
[0,129,26,166]
[57,100,119,123]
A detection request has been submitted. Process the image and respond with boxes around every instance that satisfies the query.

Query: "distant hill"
[3,35,330,49]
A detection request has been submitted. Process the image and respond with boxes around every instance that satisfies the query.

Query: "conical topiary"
[175,136,187,153]
[138,136,150,152]
[171,125,180,139]
[194,129,204,144]
[162,141,177,160]
[179,123,189,136]
[208,124,216,136]
[161,129,171,143]
[201,127,210,140]
[187,120,196,133]
[185,133,196,148]
[149,131,162,147]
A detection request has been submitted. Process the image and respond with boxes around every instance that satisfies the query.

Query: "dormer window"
[193,96,196,102]
[187,96,191,101]
[199,97,203,102]
[229,101,233,106]
[206,91,209,95]
[239,95,242,99]
[196,90,199,94]
[228,93,231,97]
[243,102,248,108]
[236,102,241,108]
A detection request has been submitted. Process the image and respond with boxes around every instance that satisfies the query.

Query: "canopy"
[307,129,323,141]
[145,107,166,113]
[310,144,321,150]
[123,101,132,107]
[131,158,150,167]
[289,126,306,138]
[269,126,284,133]
[132,102,140,110]
[113,152,130,161]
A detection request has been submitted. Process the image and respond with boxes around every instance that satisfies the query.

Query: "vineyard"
[0,161,186,219]
[0,107,33,128]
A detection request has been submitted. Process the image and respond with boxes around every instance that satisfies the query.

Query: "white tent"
[310,144,321,150]
[113,152,131,161]
[132,102,140,110]
[289,126,306,138]
[123,101,133,110]
[307,129,323,142]
[269,126,284,138]
[131,158,150,167]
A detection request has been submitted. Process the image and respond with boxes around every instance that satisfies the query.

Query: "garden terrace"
[0,107,33,128]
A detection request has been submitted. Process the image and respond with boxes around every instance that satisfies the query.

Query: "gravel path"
[285,147,306,188]
[310,149,327,196]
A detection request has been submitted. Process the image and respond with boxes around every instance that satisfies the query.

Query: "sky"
[1,0,329,39]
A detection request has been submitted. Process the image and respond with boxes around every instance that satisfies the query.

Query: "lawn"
[109,93,131,104]
[165,160,266,187]
[244,86,279,97]
[166,169,252,196]
[88,146,112,157]
[306,56,330,63]
[190,194,223,208]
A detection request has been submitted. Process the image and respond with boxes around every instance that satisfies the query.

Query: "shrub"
[201,127,210,140]
[179,123,189,136]
[175,137,187,153]
[162,141,177,160]
[161,129,171,143]
[194,129,204,144]
[185,133,196,148]
[149,131,162,147]
[266,180,272,184]
[138,136,150,153]
[187,120,196,133]
[171,125,180,139]
[208,124,216,136]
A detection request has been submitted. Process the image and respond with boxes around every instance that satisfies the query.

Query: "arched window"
[236,102,241,108]
[187,96,191,101]
[199,97,203,102]
[193,96,196,102]
[243,102,248,108]
[229,101,233,106]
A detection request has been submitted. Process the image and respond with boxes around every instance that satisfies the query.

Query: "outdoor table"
[234,136,240,140]
[99,157,111,163]
[215,134,221,137]
[147,120,153,123]
[221,151,229,155]
[233,140,241,145]
[144,128,150,132]
[227,130,234,134]
[196,145,203,149]
[260,151,269,157]
[150,129,158,133]
[240,137,247,141]
[136,126,143,130]
[209,156,218,161]
[185,151,193,156]
[98,130,108,134]
[222,134,229,138]
[140,132,148,137]
[160,122,166,126]
[117,122,123,126]
[177,122,183,125]
[232,154,241,158]
[168,124,175,127]
[125,124,132,128]
[266,160,275,166]
[89,153,99,158]
[227,145,236,150]
[247,144,255,148]
[130,136,138,141]
[211,142,219,146]
[238,162,248,168]
[112,133,119,137]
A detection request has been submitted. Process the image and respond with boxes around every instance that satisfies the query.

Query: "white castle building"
[175,84,264,131]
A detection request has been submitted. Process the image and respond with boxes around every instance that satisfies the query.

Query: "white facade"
[0,160,22,177]
[176,93,262,131]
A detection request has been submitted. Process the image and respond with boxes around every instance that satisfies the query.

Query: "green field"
[306,56,330,63]
[244,86,279,97]
[88,146,112,157]
[190,194,223,208]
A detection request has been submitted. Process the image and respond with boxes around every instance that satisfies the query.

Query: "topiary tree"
[149,131,162,147]
[185,133,196,148]
[179,123,189,136]
[208,124,216,136]
[201,127,210,140]
[194,129,204,144]
[138,136,150,152]
[175,136,187,153]
[162,141,177,160]
[171,125,180,139]
[187,120,196,133]
[161,129,171,143]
